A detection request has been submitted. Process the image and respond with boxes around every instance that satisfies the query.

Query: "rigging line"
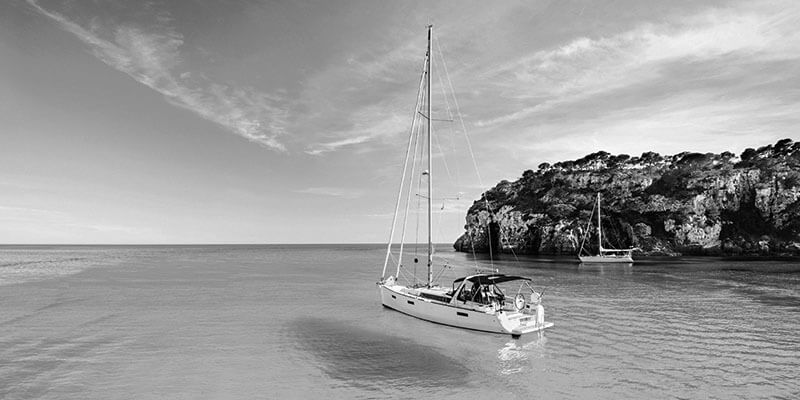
[433,51,455,181]
[414,134,424,281]
[432,259,452,285]
[433,33,478,270]
[578,197,596,255]
[397,267,414,286]
[464,202,480,271]
[483,197,495,267]
[431,201,449,268]
[431,126,455,184]
[407,98,428,283]
[382,54,428,280]
[436,33,484,191]
[607,213,625,249]
[435,30,495,269]
[429,55,459,240]
[508,240,521,263]
[404,123,419,279]
[399,110,423,278]
[434,38,462,190]
[395,59,429,278]
[416,102,428,215]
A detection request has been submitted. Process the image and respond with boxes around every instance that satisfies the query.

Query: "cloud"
[475,3,800,130]
[85,224,142,234]
[26,0,288,151]
[294,187,365,199]
[304,110,408,155]
[0,205,146,237]
[294,28,430,156]
[513,90,798,165]
[304,135,374,156]
[364,212,394,218]
[0,205,71,222]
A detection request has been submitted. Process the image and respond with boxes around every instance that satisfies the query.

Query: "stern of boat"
[499,302,554,338]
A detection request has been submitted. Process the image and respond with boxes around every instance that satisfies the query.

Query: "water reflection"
[497,332,548,375]
[578,262,633,274]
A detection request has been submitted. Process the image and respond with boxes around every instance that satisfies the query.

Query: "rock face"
[454,138,800,256]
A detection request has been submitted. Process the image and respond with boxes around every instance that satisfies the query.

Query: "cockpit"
[451,273,533,308]
[456,280,506,304]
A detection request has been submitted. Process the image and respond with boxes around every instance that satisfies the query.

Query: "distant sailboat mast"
[597,193,602,252]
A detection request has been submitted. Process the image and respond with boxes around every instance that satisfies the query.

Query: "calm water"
[1,245,798,399]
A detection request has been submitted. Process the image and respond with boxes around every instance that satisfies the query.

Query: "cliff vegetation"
[454,138,800,257]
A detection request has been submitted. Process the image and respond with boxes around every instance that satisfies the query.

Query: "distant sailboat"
[377,25,553,337]
[578,193,635,263]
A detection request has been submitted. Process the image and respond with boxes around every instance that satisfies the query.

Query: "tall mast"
[426,24,433,287]
[597,193,602,253]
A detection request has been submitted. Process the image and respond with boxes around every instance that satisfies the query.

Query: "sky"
[1,0,799,244]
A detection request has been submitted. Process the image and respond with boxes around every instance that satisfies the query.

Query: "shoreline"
[458,249,800,261]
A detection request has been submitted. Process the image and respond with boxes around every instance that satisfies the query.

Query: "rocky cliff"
[454,138,800,256]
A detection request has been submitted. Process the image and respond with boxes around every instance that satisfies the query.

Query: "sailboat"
[377,25,553,338]
[578,193,635,263]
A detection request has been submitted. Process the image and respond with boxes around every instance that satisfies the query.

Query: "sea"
[0,244,798,399]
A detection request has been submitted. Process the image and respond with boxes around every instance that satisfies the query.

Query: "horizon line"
[0,242,460,246]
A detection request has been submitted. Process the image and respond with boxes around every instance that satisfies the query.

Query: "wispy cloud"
[0,205,146,237]
[0,205,71,222]
[304,135,373,156]
[457,1,800,168]
[513,92,797,164]
[364,212,394,218]
[476,5,800,129]
[26,0,288,151]
[294,187,365,199]
[296,30,428,156]
[304,109,408,155]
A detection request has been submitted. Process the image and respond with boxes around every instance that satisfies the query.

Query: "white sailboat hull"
[378,284,553,336]
[579,254,634,263]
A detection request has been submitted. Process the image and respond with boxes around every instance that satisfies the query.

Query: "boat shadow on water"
[288,317,470,389]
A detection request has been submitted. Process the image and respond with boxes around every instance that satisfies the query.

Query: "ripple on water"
[0,247,130,286]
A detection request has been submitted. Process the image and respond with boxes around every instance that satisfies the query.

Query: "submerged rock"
[455,138,800,257]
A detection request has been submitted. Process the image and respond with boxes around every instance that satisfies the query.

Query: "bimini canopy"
[453,274,531,286]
